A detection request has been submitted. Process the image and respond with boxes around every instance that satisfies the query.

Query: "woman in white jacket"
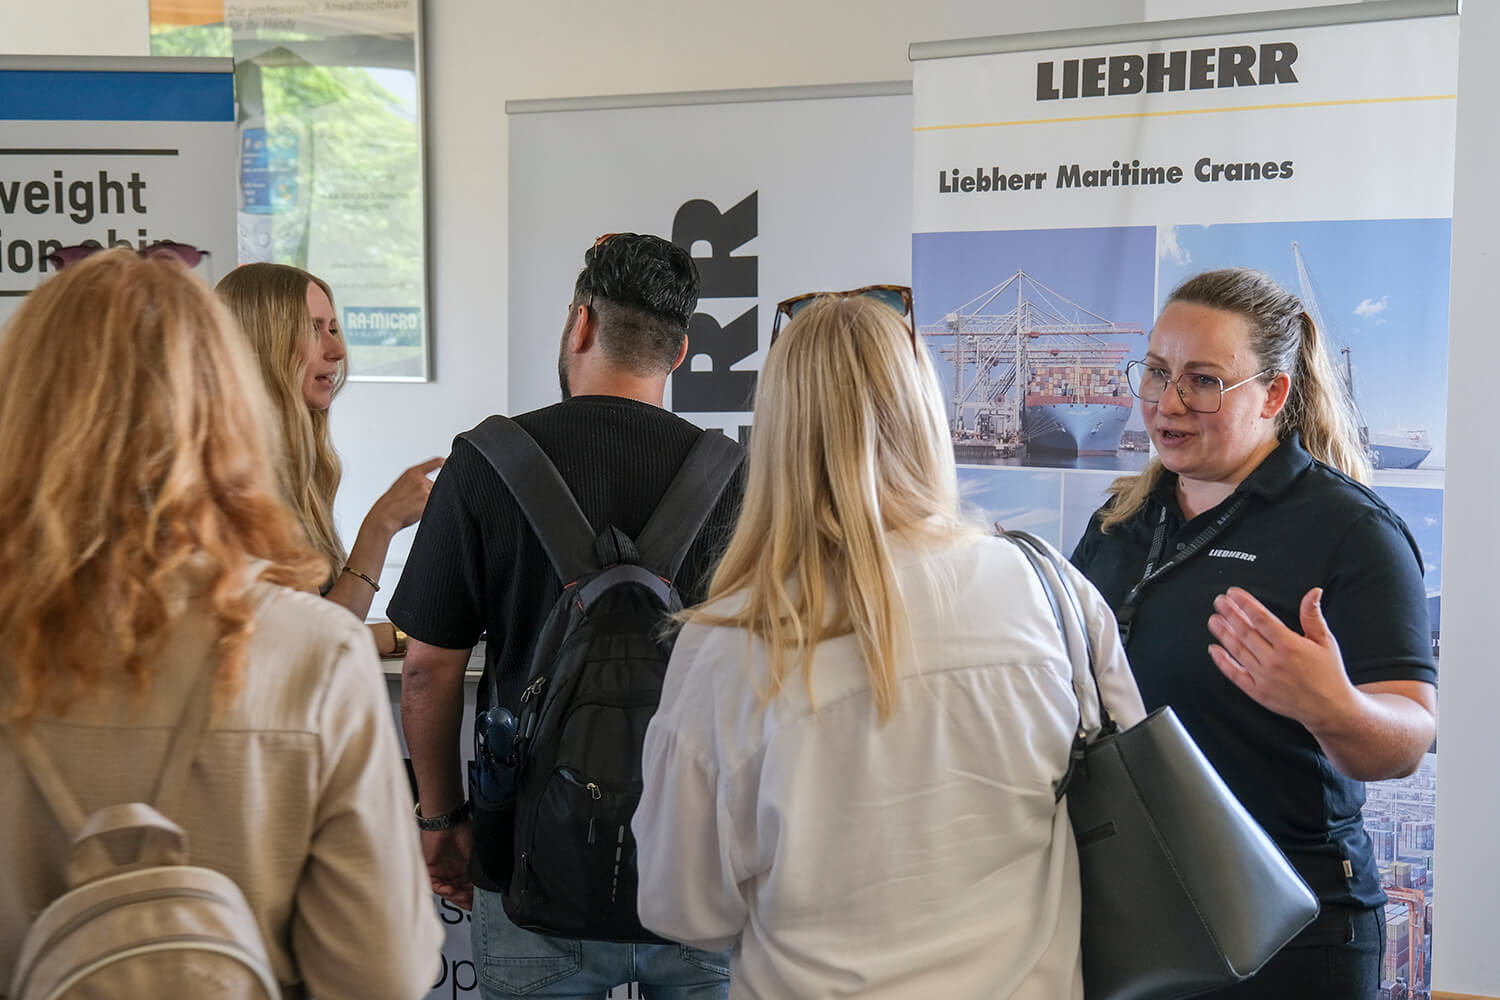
[633,289,1145,1000]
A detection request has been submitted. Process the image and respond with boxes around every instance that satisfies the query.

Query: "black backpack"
[459,414,742,942]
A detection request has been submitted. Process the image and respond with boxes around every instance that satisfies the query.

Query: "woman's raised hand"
[374,456,445,534]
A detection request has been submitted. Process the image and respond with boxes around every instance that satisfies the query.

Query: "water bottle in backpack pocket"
[469,704,519,887]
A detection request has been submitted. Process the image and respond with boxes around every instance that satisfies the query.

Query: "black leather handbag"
[1006,530,1319,1000]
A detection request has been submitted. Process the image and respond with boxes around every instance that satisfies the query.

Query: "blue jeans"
[471,887,731,999]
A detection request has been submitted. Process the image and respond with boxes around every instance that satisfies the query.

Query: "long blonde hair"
[688,295,977,723]
[0,252,327,723]
[215,263,347,575]
[1102,268,1370,531]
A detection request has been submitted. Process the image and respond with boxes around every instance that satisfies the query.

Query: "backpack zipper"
[586,782,601,844]
[31,886,227,963]
[556,768,607,845]
[43,937,280,999]
[520,676,547,704]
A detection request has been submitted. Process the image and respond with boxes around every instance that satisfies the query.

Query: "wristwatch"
[414,799,471,831]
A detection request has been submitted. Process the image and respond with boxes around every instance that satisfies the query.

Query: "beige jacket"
[0,579,443,999]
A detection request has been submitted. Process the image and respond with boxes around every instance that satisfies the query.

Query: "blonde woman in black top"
[1072,268,1436,999]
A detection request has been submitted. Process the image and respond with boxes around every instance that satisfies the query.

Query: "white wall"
[1433,0,1500,994]
[0,0,149,56]
[1143,0,1369,19]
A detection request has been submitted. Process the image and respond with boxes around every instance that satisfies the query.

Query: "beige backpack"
[6,665,281,999]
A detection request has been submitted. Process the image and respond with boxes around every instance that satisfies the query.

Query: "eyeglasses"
[44,241,211,273]
[1125,360,1276,414]
[771,285,916,345]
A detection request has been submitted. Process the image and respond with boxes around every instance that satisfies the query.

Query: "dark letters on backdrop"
[672,192,758,441]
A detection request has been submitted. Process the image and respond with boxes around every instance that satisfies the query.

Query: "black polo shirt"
[1071,434,1435,908]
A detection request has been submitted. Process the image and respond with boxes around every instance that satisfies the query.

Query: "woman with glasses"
[216,263,443,656]
[632,291,1146,999]
[0,251,442,996]
[1072,268,1437,999]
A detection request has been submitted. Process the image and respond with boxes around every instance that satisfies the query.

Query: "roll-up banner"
[913,3,1454,991]
[0,57,235,327]
[507,84,914,438]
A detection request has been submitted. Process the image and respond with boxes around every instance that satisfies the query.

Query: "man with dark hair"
[560,234,700,394]
[392,233,739,999]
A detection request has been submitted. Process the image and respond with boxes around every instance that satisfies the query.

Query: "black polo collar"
[1151,433,1315,512]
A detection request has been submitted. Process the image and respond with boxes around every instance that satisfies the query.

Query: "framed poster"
[153,0,432,381]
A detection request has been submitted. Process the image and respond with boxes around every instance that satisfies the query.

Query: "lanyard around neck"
[1116,493,1248,644]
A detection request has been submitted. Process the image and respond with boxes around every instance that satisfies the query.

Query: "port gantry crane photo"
[920,269,1143,465]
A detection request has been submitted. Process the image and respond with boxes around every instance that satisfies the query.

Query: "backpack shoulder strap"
[635,429,744,579]
[5,724,114,876]
[150,652,220,819]
[6,721,92,838]
[459,415,598,584]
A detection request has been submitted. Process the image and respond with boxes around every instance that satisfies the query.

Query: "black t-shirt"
[1071,434,1435,908]
[387,395,745,717]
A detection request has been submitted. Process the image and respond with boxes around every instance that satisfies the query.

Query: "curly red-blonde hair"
[0,251,328,722]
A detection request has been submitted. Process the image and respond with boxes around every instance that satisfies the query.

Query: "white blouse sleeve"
[633,623,748,952]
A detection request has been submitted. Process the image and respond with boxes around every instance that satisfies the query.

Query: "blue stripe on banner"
[0,71,234,122]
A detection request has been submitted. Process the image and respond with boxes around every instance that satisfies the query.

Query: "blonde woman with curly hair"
[632,291,1145,999]
[0,251,442,996]
[217,263,442,656]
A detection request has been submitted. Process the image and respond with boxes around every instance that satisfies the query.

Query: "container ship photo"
[1022,353,1133,455]
[920,270,1142,463]
[1293,241,1433,470]
[1367,428,1432,471]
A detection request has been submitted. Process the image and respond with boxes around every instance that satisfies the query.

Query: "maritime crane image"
[1293,241,1432,470]
[919,270,1142,462]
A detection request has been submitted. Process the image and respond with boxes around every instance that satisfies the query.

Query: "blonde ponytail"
[1283,311,1371,483]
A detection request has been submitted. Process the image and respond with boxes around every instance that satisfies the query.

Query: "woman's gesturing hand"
[1207,586,1353,728]
[374,456,445,534]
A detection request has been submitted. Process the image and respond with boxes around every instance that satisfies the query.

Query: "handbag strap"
[1003,530,1113,801]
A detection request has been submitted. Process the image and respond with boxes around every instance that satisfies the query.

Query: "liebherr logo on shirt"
[1207,548,1258,562]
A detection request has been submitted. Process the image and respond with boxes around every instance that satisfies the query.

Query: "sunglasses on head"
[771,284,916,346]
[585,232,632,264]
[44,241,211,273]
